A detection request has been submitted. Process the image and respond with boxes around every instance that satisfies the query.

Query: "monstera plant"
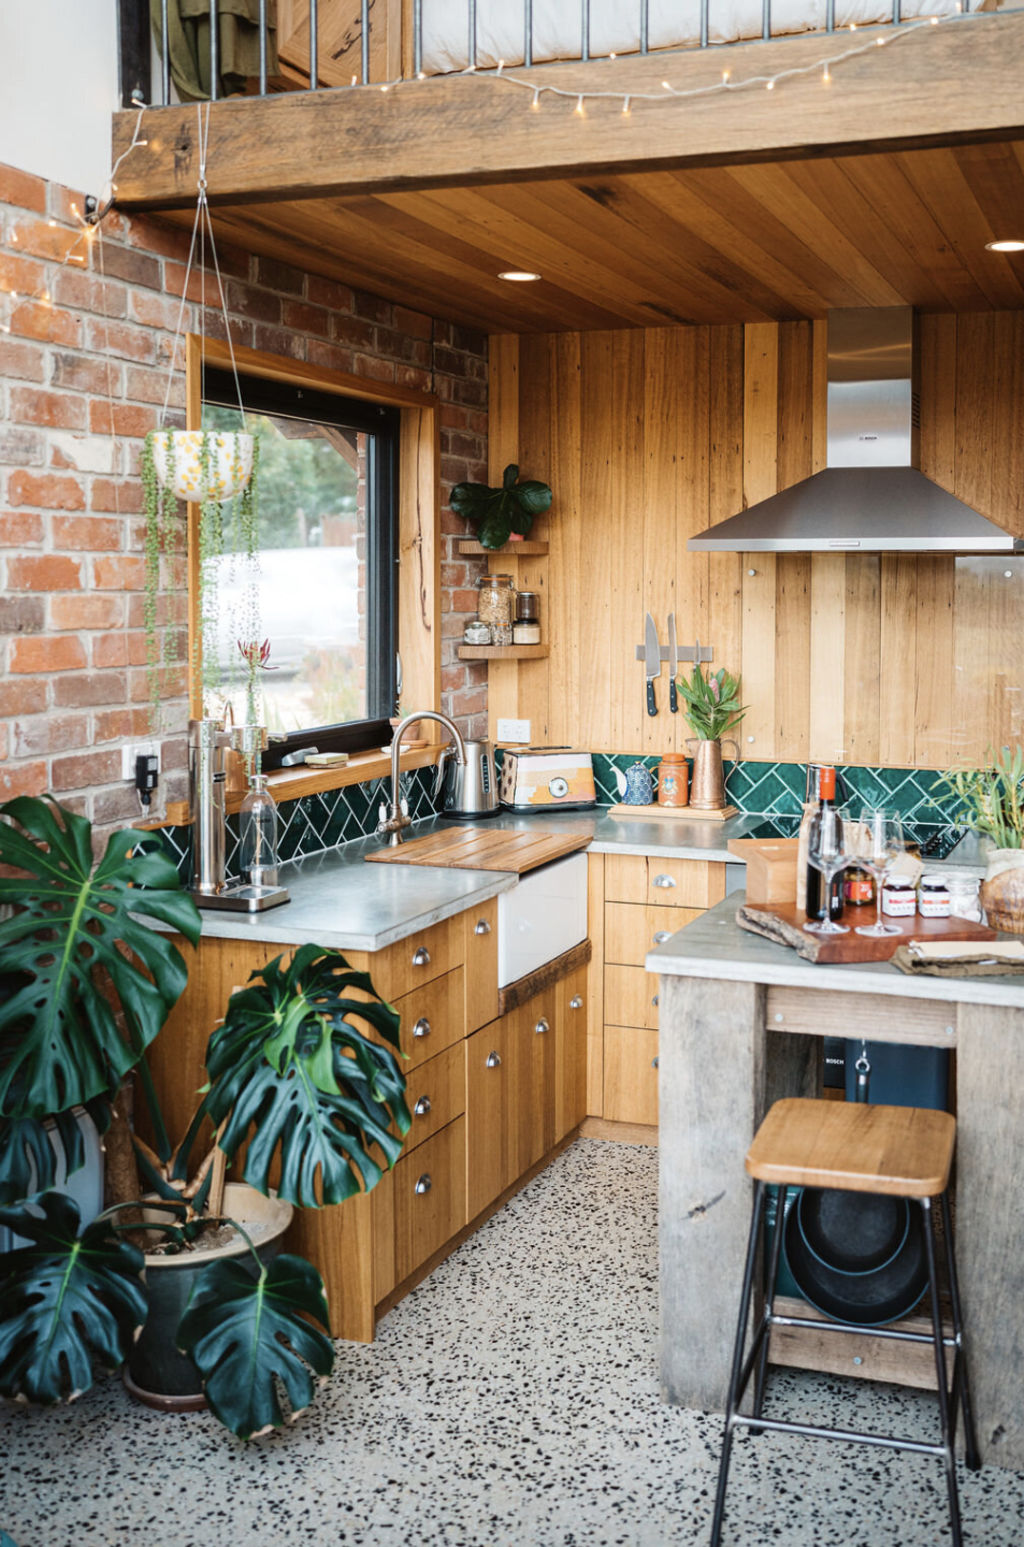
[449,462,552,549]
[0,797,409,1438]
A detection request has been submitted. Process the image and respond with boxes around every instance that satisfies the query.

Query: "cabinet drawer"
[462,896,498,1033]
[605,964,660,1030]
[604,853,725,910]
[372,916,460,1001]
[604,901,702,966]
[393,966,465,1072]
[603,1025,659,1126]
[392,1116,467,1286]
[402,1042,466,1155]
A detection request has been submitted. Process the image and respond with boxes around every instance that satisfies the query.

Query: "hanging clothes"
[150,0,279,101]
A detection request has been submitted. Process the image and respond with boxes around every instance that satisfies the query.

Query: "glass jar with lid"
[477,573,515,645]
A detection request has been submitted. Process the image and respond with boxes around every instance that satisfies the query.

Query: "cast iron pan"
[782,1186,928,1327]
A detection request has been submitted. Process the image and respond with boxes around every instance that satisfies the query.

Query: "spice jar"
[882,875,917,919]
[477,574,515,645]
[656,753,688,808]
[463,616,491,645]
[918,873,951,918]
[513,589,541,645]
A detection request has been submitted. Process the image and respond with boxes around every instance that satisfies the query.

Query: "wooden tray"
[364,825,590,874]
[738,901,997,964]
[605,803,738,821]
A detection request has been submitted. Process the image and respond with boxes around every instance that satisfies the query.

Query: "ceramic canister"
[657,753,688,807]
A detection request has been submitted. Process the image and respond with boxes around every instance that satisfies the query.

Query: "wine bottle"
[805,765,845,923]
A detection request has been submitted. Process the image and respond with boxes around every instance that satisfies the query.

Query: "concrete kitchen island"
[648,895,1024,1471]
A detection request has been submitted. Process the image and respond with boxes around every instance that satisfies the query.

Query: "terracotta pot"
[980,849,1024,934]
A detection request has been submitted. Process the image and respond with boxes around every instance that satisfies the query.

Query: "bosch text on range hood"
[688,308,1023,556]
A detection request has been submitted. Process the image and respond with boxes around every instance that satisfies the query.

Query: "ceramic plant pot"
[124,1183,293,1412]
[150,429,254,502]
[980,849,1024,934]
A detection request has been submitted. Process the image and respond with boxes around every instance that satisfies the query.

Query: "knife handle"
[669,677,678,713]
[647,680,657,717]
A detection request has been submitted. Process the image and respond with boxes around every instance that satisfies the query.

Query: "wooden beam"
[112,15,1024,209]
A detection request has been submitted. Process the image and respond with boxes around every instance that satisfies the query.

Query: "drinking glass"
[850,807,904,938]
[803,804,851,936]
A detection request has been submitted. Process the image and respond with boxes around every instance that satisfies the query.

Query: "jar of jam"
[918,873,951,918]
[656,753,688,808]
[882,875,917,919]
[843,862,875,907]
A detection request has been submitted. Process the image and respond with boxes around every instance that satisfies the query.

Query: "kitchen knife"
[644,612,660,717]
[667,612,678,713]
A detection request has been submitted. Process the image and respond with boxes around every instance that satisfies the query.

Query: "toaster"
[498,747,597,812]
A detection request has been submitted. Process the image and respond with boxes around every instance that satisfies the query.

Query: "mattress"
[420,0,966,74]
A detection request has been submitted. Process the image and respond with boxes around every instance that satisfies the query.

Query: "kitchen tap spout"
[378,711,466,845]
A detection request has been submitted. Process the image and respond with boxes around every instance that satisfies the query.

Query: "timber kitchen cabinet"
[588,852,726,1128]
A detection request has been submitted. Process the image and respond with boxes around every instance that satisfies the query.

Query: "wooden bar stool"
[710,1098,981,1547]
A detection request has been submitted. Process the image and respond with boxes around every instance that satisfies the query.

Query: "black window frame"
[202,365,400,768]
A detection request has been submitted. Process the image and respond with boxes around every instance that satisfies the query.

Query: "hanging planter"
[150,428,254,502]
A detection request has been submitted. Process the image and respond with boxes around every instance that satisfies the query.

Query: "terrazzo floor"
[2,1138,1022,1547]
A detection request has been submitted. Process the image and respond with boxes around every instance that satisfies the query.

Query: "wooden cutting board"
[605,803,738,821]
[364,825,591,874]
[738,902,997,964]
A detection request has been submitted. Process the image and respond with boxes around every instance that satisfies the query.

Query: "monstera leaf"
[0,1191,146,1404]
[195,945,410,1208]
[0,796,201,1120]
[177,1252,334,1439]
[0,1099,110,1207]
[450,462,552,549]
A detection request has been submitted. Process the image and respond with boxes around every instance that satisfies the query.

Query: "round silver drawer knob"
[534,1017,550,1035]
[486,1050,502,1068]
[414,1096,432,1117]
[474,919,491,936]
[653,874,676,889]
[412,946,431,966]
[652,1056,660,1070]
[569,995,583,1010]
[414,1174,432,1195]
[413,1017,431,1039]
[653,931,671,944]
[652,994,659,1008]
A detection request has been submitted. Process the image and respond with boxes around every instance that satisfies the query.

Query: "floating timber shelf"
[457,644,550,661]
[457,540,549,557]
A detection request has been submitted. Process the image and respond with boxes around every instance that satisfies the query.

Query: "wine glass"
[803,804,851,936]
[850,807,905,938]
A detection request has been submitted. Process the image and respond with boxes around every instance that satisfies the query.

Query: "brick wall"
[0,161,489,832]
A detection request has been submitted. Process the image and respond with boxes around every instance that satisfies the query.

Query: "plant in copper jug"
[677,664,747,741]
[449,463,552,549]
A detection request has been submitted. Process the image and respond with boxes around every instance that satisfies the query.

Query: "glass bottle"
[240,773,279,890]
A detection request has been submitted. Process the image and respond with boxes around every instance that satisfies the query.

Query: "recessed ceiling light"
[985,239,1024,253]
[497,270,542,282]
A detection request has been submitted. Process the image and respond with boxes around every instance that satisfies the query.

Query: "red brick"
[128,663,186,704]
[90,478,144,515]
[94,707,151,742]
[352,290,393,326]
[10,300,82,348]
[306,340,355,374]
[51,352,120,394]
[7,217,83,263]
[251,324,303,359]
[124,214,190,261]
[52,271,127,317]
[0,725,7,762]
[0,762,47,800]
[52,671,127,707]
[0,679,46,715]
[0,426,45,466]
[128,290,185,331]
[450,687,486,719]
[95,243,162,290]
[92,785,145,825]
[0,336,46,383]
[282,299,329,335]
[164,263,227,305]
[88,401,158,439]
[394,305,433,341]
[0,510,44,545]
[124,365,176,406]
[85,318,154,363]
[0,251,45,297]
[127,591,186,628]
[396,365,432,392]
[449,588,480,612]
[50,593,125,630]
[51,749,121,791]
[0,165,47,213]
[51,514,123,551]
[307,275,354,311]
[92,631,147,668]
[255,256,305,294]
[7,555,83,591]
[12,713,90,758]
[9,635,87,673]
[93,555,146,589]
[10,387,86,431]
[0,596,44,634]
[47,185,89,224]
[352,354,396,384]
[331,315,376,351]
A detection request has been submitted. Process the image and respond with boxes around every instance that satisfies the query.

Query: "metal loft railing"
[118,0,975,109]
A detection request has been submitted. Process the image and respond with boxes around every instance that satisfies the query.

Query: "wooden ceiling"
[159,137,1024,332]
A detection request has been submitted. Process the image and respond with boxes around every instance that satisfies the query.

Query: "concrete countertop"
[647,891,1024,1008]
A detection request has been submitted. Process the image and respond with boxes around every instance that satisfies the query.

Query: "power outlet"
[497,718,530,744]
[121,742,161,781]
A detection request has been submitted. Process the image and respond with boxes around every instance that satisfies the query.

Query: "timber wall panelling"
[487,311,1024,770]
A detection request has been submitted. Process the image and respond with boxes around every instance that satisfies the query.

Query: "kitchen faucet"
[378,710,466,845]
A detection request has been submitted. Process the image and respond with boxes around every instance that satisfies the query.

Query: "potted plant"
[936,745,1024,932]
[676,663,747,811]
[449,462,552,549]
[0,796,409,1438]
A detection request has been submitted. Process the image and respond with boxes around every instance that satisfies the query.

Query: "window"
[201,366,400,764]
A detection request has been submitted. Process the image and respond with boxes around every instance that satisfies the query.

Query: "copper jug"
[686,737,739,810]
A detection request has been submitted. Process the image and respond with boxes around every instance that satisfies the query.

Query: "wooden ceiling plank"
[895,147,1024,310]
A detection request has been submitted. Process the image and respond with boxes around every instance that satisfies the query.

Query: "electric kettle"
[436,739,499,819]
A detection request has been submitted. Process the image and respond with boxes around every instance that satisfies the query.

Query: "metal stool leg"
[752,1184,787,1427]
[710,1181,765,1547]
[922,1198,963,1547]
[940,1189,981,1472]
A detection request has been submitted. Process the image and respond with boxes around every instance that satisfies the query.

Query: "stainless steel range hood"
[688,307,1023,555]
